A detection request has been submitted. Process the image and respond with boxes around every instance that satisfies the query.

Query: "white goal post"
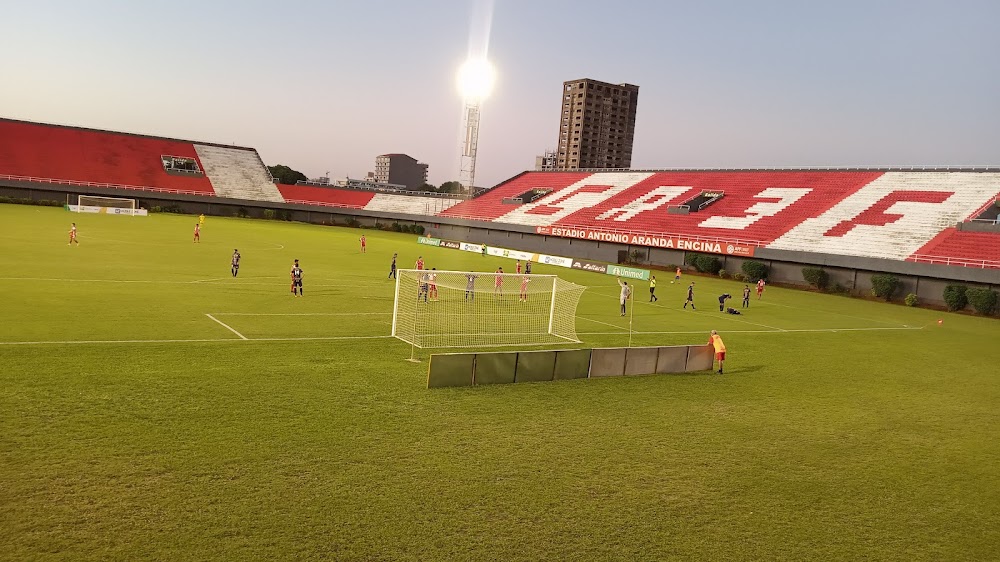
[391,269,587,349]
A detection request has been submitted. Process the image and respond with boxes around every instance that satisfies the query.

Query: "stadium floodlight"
[391,269,586,351]
[457,58,495,195]
[456,58,495,102]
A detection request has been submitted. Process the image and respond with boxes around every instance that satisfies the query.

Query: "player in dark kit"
[683,282,696,309]
[290,259,303,297]
[231,249,241,277]
[388,253,397,279]
[742,285,751,308]
[718,293,732,312]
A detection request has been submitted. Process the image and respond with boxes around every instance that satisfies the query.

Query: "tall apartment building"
[534,149,557,171]
[373,153,429,190]
[556,78,639,170]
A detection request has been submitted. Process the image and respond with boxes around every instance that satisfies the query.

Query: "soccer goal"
[392,269,587,349]
[76,195,138,214]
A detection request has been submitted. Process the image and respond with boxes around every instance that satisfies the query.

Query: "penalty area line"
[205,314,248,340]
[0,335,397,346]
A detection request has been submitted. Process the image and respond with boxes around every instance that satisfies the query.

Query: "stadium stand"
[277,184,376,208]
[193,144,283,202]
[913,229,1000,268]
[440,170,1000,267]
[0,118,215,195]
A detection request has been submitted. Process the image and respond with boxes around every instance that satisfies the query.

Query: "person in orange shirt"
[708,329,726,374]
[673,266,681,283]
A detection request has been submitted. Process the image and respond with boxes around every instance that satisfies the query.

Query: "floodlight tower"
[457,59,495,194]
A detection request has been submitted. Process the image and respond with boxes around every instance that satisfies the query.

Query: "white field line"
[577,316,629,331]
[0,335,396,346]
[579,326,923,336]
[204,314,248,340]
[751,299,910,327]
[209,312,391,316]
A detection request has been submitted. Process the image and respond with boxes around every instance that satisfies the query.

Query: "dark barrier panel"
[553,349,592,380]
[686,345,714,372]
[656,346,689,374]
[427,353,476,388]
[474,352,517,385]
[515,350,556,383]
[590,348,627,378]
[624,347,659,376]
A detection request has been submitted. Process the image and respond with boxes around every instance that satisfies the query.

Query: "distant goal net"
[72,195,145,215]
[392,269,586,349]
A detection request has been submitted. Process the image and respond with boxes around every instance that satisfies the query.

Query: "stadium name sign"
[535,227,755,257]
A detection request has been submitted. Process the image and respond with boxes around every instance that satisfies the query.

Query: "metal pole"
[628,286,634,347]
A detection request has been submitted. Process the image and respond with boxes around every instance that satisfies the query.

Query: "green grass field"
[1,203,999,561]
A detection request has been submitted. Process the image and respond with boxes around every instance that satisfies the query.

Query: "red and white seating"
[439,170,1000,268]
[0,118,216,195]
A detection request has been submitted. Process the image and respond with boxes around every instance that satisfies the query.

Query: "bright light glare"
[457,59,496,101]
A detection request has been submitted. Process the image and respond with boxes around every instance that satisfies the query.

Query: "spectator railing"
[0,174,215,196]
[907,254,1000,269]
[295,180,469,200]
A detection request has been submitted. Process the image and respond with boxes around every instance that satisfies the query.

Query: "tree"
[267,165,308,185]
[417,183,437,192]
[438,181,464,194]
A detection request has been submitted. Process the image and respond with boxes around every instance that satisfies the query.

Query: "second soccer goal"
[391,269,586,349]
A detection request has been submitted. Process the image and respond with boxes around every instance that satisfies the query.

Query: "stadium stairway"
[194,144,284,202]
[365,193,463,215]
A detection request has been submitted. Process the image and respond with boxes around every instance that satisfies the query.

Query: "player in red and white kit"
[68,223,79,246]
[519,276,530,302]
[428,268,439,301]
[516,260,522,274]
[193,223,201,243]
[359,235,366,253]
[494,267,504,296]
[415,256,424,270]
[756,279,766,300]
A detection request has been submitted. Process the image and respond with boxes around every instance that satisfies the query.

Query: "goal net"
[78,195,136,210]
[392,269,587,349]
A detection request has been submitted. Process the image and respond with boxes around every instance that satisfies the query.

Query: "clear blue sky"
[2,0,998,187]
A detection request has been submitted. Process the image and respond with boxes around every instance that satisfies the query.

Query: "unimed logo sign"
[605,265,650,281]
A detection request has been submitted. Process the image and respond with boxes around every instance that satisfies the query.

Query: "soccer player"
[494,267,504,295]
[709,330,726,374]
[757,278,766,300]
[524,260,532,274]
[199,213,205,226]
[388,253,397,279]
[516,260,522,274]
[649,275,658,302]
[428,268,439,301]
[231,249,241,277]
[683,282,696,309]
[290,259,303,296]
[617,277,632,316]
[464,273,478,301]
[193,223,201,243]
[718,293,732,312]
[481,244,488,257]
[415,256,424,270]
[359,235,366,253]
[673,266,681,283]
[68,223,79,246]
[519,276,530,302]
[418,271,430,302]
[742,285,751,308]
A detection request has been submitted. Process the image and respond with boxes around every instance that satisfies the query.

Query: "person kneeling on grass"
[709,330,726,374]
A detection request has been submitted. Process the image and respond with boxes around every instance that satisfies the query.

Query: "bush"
[628,249,645,265]
[802,267,829,290]
[732,272,747,282]
[870,273,901,301]
[263,209,276,220]
[236,207,249,218]
[831,282,851,295]
[966,287,998,315]
[345,217,361,228]
[688,254,722,274]
[0,196,62,207]
[904,293,919,307]
[413,224,425,235]
[741,260,768,282]
[684,253,700,267]
[391,222,402,232]
[717,269,727,279]
[942,285,968,311]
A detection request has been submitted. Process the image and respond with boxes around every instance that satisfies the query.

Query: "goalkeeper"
[617,277,632,317]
